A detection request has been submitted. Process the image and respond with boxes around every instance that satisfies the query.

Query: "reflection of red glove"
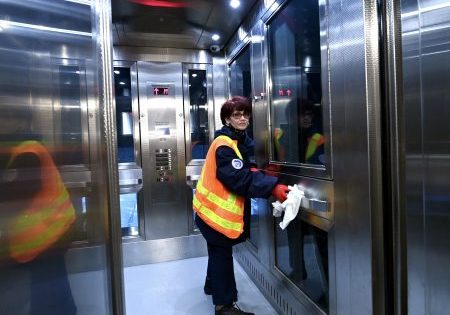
[272,184,289,202]
[264,164,281,177]
[250,167,258,172]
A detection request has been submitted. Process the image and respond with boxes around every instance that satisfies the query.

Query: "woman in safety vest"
[194,96,289,315]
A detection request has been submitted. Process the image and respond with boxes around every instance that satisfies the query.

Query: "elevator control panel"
[155,149,173,182]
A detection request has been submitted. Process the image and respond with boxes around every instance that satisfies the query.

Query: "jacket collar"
[214,126,255,157]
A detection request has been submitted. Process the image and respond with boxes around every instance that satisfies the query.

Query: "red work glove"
[250,167,258,172]
[272,184,289,202]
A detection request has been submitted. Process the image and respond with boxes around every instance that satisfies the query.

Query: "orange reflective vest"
[6,141,75,263]
[193,135,245,239]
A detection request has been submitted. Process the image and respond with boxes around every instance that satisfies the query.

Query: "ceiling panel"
[112,0,258,51]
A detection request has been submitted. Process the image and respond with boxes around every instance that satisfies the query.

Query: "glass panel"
[229,45,253,139]
[275,217,329,312]
[188,69,209,160]
[268,0,325,165]
[229,45,252,99]
[120,193,139,237]
[114,67,135,163]
[0,1,113,314]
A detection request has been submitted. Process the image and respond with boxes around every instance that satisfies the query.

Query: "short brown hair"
[220,96,251,125]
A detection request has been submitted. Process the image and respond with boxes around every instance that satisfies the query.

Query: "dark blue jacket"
[195,126,278,246]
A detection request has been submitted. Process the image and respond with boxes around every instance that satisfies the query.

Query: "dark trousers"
[207,243,238,306]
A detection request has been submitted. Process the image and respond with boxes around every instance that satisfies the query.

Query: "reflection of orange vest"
[273,128,284,155]
[6,141,75,263]
[305,132,325,163]
[193,135,245,239]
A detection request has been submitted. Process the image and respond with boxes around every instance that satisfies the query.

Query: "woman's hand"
[272,184,289,202]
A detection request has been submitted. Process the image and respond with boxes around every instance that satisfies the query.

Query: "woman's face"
[225,110,250,131]
[299,110,313,129]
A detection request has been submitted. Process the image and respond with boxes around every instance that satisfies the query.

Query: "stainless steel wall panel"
[235,245,323,315]
[138,61,188,240]
[401,0,450,313]
[0,0,124,314]
[0,1,92,33]
[250,21,272,267]
[251,20,270,170]
[212,57,228,129]
[328,0,383,312]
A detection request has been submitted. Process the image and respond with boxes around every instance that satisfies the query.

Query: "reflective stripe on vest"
[6,141,76,263]
[305,132,325,162]
[193,135,245,239]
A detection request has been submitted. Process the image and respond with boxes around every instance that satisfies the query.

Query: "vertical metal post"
[381,0,406,313]
[93,0,125,314]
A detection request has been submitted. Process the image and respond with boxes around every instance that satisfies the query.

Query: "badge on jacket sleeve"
[231,159,243,169]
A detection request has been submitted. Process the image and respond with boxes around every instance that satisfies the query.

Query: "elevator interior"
[111,1,334,314]
[110,0,392,314]
[110,0,336,314]
[0,0,446,315]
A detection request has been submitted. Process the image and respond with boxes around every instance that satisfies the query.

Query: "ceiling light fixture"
[230,0,240,8]
[212,34,220,41]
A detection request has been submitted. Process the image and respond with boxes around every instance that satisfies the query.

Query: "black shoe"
[215,304,255,315]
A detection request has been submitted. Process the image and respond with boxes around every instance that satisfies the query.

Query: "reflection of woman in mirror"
[0,105,77,315]
[274,98,324,165]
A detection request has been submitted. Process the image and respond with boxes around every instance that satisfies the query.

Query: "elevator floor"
[124,256,278,315]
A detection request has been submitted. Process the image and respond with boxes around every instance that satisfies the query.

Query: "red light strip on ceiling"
[128,0,189,8]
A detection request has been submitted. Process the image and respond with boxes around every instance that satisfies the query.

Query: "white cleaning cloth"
[271,184,304,230]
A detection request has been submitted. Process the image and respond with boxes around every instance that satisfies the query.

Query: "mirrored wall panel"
[229,45,252,99]
[275,217,329,312]
[0,1,115,314]
[268,0,325,166]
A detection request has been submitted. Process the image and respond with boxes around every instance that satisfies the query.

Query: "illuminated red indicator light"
[154,87,170,95]
[128,0,189,8]
[278,88,292,96]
